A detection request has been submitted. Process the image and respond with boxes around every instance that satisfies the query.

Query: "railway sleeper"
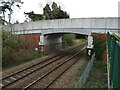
[10,77,16,80]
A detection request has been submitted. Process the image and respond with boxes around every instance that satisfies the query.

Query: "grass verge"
[2,55,42,71]
[63,39,87,50]
[74,39,87,46]
[83,60,107,88]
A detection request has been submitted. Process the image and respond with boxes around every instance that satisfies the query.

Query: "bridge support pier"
[40,34,62,55]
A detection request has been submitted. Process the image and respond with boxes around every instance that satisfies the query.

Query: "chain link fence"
[75,53,95,88]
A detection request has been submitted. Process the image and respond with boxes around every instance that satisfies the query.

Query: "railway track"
[1,43,87,89]
[23,47,86,89]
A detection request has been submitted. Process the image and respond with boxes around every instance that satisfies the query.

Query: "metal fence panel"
[110,37,115,81]
[107,32,120,88]
[113,43,119,88]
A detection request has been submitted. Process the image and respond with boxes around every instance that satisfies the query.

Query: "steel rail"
[2,44,86,88]
[23,46,86,90]
[2,42,85,80]
[42,50,84,90]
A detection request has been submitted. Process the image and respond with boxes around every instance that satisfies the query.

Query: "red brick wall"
[91,33,107,40]
[22,33,41,49]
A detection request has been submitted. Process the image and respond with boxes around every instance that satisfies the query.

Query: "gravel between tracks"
[2,43,83,77]
[2,53,56,77]
[49,53,86,88]
[6,54,72,88]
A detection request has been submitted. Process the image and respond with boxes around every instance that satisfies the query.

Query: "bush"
[2,30,38,68]
[76,34,87,39]
[93,35,106,60]
[62,34,76,48]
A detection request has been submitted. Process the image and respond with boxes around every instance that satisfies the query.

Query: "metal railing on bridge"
[107,32,120,88]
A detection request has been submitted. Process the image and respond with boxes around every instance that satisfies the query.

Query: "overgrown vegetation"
[93,35,106,60]
[84,60,107,88]
[62,34,87,49]
[83,34,107,88]
[74,39,87,46]
[62,34,76,49]
[2,30,40,69]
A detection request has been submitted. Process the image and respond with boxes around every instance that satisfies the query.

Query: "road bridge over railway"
[3,17,119,54]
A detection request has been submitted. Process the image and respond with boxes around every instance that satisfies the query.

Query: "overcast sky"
[11,0,120,23]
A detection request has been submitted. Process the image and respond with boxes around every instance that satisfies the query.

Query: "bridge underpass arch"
[3,17,118,54]
[40,32,92,54]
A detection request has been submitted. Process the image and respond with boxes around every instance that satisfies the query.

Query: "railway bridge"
[3,17,119,54]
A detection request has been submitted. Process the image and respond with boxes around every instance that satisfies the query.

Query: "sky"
[5,0,120,23]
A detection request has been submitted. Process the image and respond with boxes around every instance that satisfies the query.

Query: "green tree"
[24,2,69,21]
[2,30,38,68]
[43,2,69,19]
[62,34,76,48]
[57,9,69,19]
[43,4,51,19]
[24,11,43,21]
[0,1,22,25]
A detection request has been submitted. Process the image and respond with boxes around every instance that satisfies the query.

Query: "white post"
[87,35,94,49]
[39,34,44,45]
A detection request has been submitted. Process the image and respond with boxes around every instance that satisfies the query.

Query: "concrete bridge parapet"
[2,17,119,54]
[3,17,119,35]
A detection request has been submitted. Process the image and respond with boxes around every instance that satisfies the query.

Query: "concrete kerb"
[75,53,95,88]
